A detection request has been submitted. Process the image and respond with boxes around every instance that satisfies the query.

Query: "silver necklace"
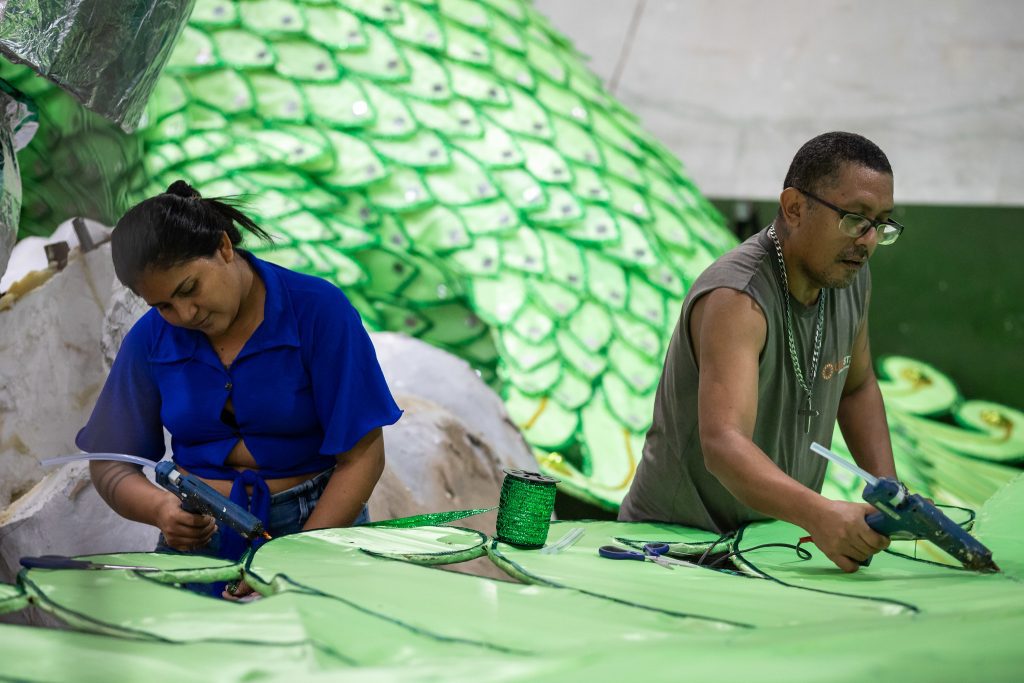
[767,225,826,434]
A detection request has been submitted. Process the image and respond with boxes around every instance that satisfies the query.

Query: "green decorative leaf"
[321,130,387,188]
[550,368,593,411]
[600,373,653,433]
[626,271,667,331]
[529,186,582,226]
[447,61,510,105]
[527,278,580,319]
[471,271,526,325]
[273,41,338,81]
[334,25,409,81]
[190,0,238,27]
[500,227,546,274]
[408,98,482,137]
[505,387,578,450]
[450,236,500,276]
[490,168,546,210]
[583,250,627,310]
[167,26,218,71]
[457,200,520,235]
[568,300,613,353]
[248,73,307,122]
[607,338,660,394]
[519,138,571,184]
[302,79,373,127]
[212,30,274,70]
[536,230,584,292]
[371,129,449,168]
[239,0,307,35]
[399,204,470,253]
[511,303,554,343]
[354,248,419,296]
[550,115,601,167]
[362,82,418,138]
[438,0,492,31]
[524,34,567,84]
[442,18,492,66]
[564,204,618,244]
[365,165,433,210]
[534,78,588,125]
[303,6,367,50]
[454,117,523,168]
[423,151,497,205]
[390,2,446,51]
[499,329,557,371]
[186,70,254,114]
[602,213,658,268]
[390,48,451,100]
[504,357,561,396]
[418,302,489,346]
[485,87,551,139]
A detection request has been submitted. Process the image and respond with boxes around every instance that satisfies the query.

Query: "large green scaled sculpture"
[130,0,736,508]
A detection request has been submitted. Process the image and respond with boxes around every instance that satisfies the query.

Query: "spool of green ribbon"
[495,469,559,549]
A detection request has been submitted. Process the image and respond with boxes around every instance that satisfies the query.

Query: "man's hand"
[154,492,217,552]
[804,500,889,572]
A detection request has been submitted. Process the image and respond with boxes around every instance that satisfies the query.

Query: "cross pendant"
[798,400,820,434]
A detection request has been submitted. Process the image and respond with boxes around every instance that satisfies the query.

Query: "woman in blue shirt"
[78,180,402,586]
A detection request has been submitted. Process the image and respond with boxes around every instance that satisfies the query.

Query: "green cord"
[495,469,559,549]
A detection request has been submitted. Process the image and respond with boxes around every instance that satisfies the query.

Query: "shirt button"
[224,382,233,391]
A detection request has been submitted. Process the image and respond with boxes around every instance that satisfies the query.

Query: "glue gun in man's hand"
[154,461,270,543]
[810,443,998,573]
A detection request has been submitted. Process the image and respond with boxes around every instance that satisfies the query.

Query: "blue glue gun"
[154,461,269,542]
[810,443,998,573]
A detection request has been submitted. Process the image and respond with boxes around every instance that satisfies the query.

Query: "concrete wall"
[536,0,1024,207]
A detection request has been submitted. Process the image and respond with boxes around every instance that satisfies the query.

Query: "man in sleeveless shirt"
[620,132,906,572]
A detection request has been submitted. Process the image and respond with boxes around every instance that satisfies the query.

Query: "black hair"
[111,180,272,289]
[782,131,892,194]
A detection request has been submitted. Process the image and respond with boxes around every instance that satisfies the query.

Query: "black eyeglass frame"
[794,187,905,245]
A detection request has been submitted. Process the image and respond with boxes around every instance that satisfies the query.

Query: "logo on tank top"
[821,355,852,381]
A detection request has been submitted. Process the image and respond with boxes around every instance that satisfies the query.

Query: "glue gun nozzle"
[262,532,272,541]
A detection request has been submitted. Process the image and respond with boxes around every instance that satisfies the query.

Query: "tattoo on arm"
[93,464,145,509]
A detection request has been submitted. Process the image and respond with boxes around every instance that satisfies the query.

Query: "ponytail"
[112,180,272,289]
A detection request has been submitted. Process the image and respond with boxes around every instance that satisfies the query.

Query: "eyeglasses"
[795,188,905,246]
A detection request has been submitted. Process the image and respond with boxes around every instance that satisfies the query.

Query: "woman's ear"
[217,231,235,263]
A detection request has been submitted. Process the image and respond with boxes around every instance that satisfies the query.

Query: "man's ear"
[779,187,805,228]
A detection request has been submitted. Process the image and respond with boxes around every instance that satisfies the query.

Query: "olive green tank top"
[619,227,871,532]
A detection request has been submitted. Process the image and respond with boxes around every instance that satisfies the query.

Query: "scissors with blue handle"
[598,543,679,569]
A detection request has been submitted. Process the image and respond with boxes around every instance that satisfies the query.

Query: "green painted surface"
[1,479,1022,681]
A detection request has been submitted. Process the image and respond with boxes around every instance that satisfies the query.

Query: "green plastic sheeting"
[2,478,1022,681]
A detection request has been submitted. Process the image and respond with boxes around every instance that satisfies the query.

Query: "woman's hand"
[221,578,260,601]
[153,492,218,552]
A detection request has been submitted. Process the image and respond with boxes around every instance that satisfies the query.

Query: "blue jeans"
[156,468,369,592]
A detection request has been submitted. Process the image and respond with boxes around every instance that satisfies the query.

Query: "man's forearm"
[837,374,897,479]
[703,430,828,531]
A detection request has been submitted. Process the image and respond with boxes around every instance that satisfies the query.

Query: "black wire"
[696,531,735,566]
[706,542,812,569]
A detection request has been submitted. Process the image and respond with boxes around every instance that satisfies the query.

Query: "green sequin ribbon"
[365,469,559,549]
[495,469,559,549]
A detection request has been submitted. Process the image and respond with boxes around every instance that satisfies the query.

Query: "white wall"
[536,0,1024,207]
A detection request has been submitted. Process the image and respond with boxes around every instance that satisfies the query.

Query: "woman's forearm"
[89,460,168,526]
[303,428,386,530]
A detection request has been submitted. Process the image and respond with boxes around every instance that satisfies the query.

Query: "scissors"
[598,543,687,569]
[20,555,160,572]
